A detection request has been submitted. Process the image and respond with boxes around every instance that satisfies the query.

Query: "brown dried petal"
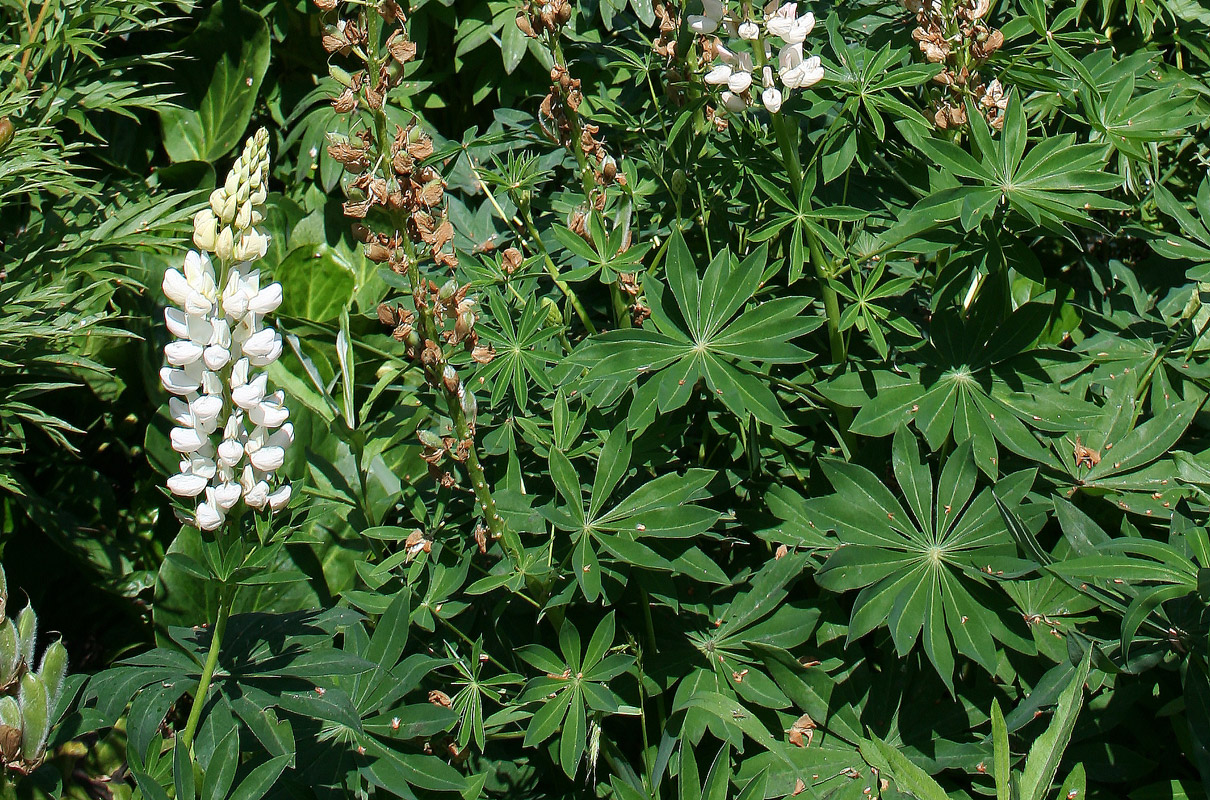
[313,0,338,9]
[379,0,404,22]
[788,713,817,748]
[420,179,444,207]
[428,690,453,708]
[332,88,358,113]
[389,36,418,64]
[502,247,523,273]
[377,303,398,327]
[407,136,434,161]
[431,219,454,251]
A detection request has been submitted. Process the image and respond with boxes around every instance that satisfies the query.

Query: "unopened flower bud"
[216,227,235,261]
[442,364,460,393]
[0,118,14,153]
[193,209,219,251]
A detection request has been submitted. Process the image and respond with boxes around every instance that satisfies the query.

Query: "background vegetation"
[1,0,1210,797]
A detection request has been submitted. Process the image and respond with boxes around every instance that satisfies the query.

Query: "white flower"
[242,328,282,363]
[233,374,268,410]
[168,473,209,497]
[782,12,816,43]
[779,44,824,88]
[195,489,225,531]
[721,91,748,112]
[164,340,203,367]
[704,64,733,85]
[193,209,218,252]
[161,367,200,396]
[268,485,292,511]
[244,480,270,509]
[248,283,283,315]
[234,229,270,262]
[160,128,290,530]
[762,86,784,112]
[727,70,753,93]
[701,0,726,17]
[213,482,242,510]
[250,446,285,474]
[738,20,760,39]
[765,2,799,36]
[688,14,719,33]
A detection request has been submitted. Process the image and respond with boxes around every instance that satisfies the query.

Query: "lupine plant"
[2,0,1210,797]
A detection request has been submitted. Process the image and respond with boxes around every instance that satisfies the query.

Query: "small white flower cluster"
[160,129,292,531]
[694,0,825,114]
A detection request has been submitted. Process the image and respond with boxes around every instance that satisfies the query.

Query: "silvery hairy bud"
[438,279,458,303]
[0,697,19,762]
[442,364,460,393]
[15,605,35,672]
[0,620,18,687]
[455,310,475,341]
[38,641,67,709]
[18,672,48,763]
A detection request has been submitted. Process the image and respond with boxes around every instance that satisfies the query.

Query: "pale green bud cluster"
[0,566,69,773]
[193,128,272,263]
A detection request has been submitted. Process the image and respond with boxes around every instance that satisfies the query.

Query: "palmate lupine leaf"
[907,94,1124,236]
[823,282,1096,475]
[573,230,821,428]
[810,427,1035,687]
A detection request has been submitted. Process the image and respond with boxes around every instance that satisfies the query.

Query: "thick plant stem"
[769,114,845,366]
[180,581,234,752]
[517,206,597,334]
[447,392,523,568]
[548,35,631,330]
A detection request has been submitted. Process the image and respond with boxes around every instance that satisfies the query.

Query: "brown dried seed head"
[420,179,444,207]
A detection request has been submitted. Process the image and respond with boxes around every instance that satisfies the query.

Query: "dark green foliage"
[3,0,1210,798]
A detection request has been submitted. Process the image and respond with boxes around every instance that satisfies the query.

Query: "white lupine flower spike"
[160,128,291,532]
[696,1,825,114]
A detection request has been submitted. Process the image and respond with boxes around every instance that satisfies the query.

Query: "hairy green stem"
[180,581,234,753]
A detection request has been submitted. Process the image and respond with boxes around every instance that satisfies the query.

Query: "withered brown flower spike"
[905,0,1010,130]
